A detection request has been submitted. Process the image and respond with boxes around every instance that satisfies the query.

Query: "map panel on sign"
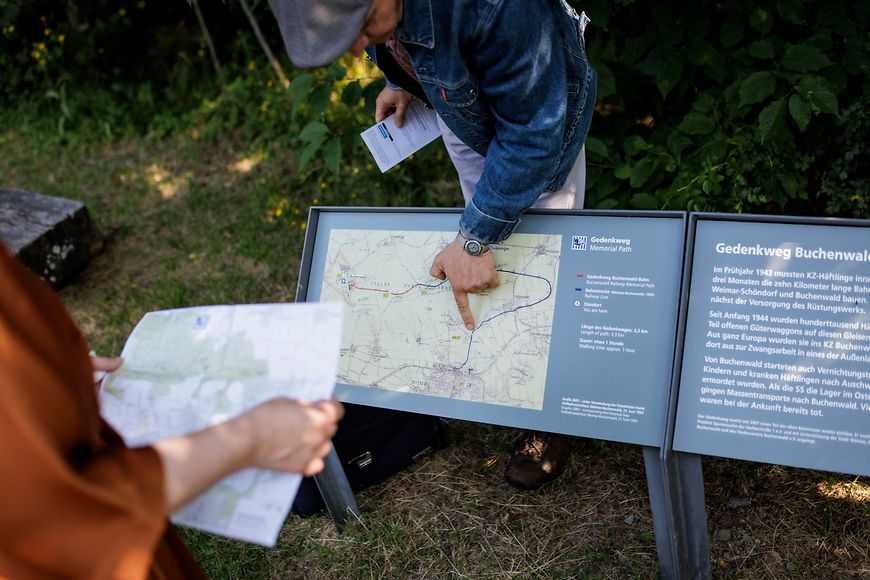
[304,210,686,445]
[319,229,561,410]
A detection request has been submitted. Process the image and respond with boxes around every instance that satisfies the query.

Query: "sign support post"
[314,450,360,530]
[643,447,711,579]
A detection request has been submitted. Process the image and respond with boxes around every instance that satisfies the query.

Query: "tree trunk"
[238,0,289,88]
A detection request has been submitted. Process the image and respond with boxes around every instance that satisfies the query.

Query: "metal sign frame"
[295,206,709,578]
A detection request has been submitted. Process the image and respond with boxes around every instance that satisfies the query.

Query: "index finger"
[375,103,393,123]
[453,287,476,331]
[394,102,409,128]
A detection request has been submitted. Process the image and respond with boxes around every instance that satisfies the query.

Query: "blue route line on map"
[454,269,553,370]
[354,268,553,381]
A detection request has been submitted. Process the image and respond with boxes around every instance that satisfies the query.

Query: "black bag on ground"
[292,403,446,516]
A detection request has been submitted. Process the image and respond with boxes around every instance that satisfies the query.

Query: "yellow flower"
[31,50,42,60]
[852,195,862,202]
[276,208,283,217]
[57,34,64,43]
[301,223,307,231]
[44,28,51,37]
[247,61,256,71]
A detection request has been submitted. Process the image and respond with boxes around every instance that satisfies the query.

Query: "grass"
[3,105,870,579]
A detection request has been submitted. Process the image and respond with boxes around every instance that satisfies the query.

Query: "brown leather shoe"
[504,431,571,490]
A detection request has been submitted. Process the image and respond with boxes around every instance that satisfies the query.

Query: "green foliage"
[43,76,74,139]
[0,0,456,209]
[0,0,249,133]
[581,0,869,217]
[1,0,866,218]
[822,102,870,218]
[185,53,458,211]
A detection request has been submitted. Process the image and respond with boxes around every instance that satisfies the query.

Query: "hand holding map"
[239,397,343,475]
[153,395,343,514]
[100,302,344,546]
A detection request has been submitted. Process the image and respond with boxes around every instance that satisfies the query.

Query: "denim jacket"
[395,0,597,243]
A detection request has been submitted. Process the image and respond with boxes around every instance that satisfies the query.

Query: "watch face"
[465,240,482,255]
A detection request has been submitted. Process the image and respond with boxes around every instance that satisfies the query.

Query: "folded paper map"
[100,302,344,546]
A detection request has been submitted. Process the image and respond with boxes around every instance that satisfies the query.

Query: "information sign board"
[299,208,686,446]
[673,216,870,475]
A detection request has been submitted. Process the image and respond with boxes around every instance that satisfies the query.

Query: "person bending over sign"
[0,244,344,579]
[268,0,596,489]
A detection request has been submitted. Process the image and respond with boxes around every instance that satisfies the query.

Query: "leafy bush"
[821,102,869,218]
[582,0,869,217]
[2,0,866,217]
[0,0,241,133]
[184,50,460,210]
[0,1,456,206]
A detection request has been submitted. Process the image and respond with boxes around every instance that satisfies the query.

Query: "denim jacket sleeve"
[458,0,579,244]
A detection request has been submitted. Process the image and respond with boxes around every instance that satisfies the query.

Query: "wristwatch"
[456,231,490,256]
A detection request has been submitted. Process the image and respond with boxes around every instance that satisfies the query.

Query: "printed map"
[320,229,562,410]
[99,303,343,546]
